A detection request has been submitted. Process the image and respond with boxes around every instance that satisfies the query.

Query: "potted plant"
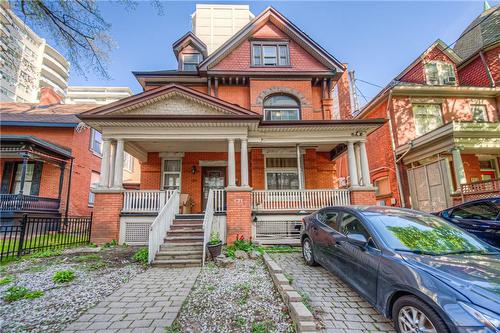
[207,232,222,259]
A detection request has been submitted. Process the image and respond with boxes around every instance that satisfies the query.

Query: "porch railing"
[123,190,175,213]
[212,189,226,213]
[148,190,179,264]
[252,189,351,211]
[461,179,500,202]
[202,189,215,267]
[0,194,60,213]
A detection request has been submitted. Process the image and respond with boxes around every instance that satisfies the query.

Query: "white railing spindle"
[252,189,351,211]
[122,190,175,213]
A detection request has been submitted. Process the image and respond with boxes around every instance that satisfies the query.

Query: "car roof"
[446,196,500,210]
[322,205,431,218]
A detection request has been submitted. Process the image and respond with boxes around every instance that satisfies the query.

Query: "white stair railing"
[148,190,179,264]
[212,188,226,212]
[123,190,175,213]
[252,189,351,211]
[202,189,215,267]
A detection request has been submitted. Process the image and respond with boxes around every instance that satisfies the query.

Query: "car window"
[316,210,339,229]
[451,201,500,221]
[338,213,375,247]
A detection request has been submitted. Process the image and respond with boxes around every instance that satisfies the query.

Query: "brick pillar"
[91,191,123,245]
[322,98,333,120]
[350,188,376,205]
[303,148,317,189]
[226,189,252,243]
[250,149,265,190]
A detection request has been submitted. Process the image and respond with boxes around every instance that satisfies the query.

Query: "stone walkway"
[271,253,395,333]
[63,267,200,333]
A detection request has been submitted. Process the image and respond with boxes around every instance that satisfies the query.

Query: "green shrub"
[30,249,61,258]
[103,240,118,248]
[4,286,44,302]
[252,322,273,333]
[208,232,221,245]
[53,270,75,283]
[0,275,14,285]
[132,248,148,264]
[87,261,107,270]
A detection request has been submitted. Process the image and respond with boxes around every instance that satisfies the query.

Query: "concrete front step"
[167,230,204,237]
[175,214,204,220]
[161,242,203,249]
[152,258,202,267]
[155,253,202,260]
[170,224,203,230]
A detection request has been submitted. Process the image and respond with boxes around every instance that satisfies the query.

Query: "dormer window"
[252,41,289,67]
[182,53,201,71]
[425,61,456,85]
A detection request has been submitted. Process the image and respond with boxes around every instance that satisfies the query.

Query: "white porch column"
[240,138,249,187]
[296,144,304,189]
[99,139,111,188]
[347,141,359,187]
[452,147,466,186]
[109,141,116,188]
[113,139,125,189]
[354,143,363,185]
[359,141,372,187]
[228,139,236,187]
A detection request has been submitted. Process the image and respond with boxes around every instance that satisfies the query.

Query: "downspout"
[385,91,406,207]
[64,158,74,218]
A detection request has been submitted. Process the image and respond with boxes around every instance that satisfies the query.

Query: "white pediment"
[114,91,236,116]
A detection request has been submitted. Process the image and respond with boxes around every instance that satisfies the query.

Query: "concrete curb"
[263,253,318,333]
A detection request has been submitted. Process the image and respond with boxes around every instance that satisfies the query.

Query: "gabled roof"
[197,6,344,73]
[0,102,95,127]
[0,135,73,158]
[172,32,208,58]
[395,39,462,81]
[78,84,260,119]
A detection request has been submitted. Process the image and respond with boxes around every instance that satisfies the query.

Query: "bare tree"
[8,0,164,79]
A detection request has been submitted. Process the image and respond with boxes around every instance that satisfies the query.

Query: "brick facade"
[90,192,123,244]
[225,190,252,243]
[350,189,376,205]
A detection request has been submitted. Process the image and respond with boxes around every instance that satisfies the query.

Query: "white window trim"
[412,103,444,136]
[470,104,488,122]
[181,53,201,71]
[264,156,305,190]
[374,176,390,196]
[425,61,457,86]
[161,158,182,191]
[264,108,300,121]
[89,128,103,156]
[123,152,134,173]
[251,41,290,67]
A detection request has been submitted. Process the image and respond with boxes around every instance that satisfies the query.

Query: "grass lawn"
[0,233,89,256]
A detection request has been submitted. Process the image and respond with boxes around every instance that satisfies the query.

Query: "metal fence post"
[17,214,28,257]
[88,212,93,243]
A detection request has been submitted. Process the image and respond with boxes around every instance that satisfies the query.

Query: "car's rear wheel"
[393,296,449,333]
[302,237,317,266]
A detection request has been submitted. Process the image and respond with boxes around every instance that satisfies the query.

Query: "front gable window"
[263,94,300,121]
[252,41,289,67]
[425,61,456,85]
[412,103,443,136]
[471,104,487,122]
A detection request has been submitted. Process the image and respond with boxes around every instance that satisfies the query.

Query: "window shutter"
[1,162,14,194]
[30,161,44,195]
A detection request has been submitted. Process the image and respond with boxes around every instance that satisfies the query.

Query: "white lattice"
[124,222,150,244]
[254,219,302,240]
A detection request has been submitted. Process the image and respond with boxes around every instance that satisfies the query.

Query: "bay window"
[412,104,443,136]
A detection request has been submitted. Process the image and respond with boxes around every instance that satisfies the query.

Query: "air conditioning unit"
[444,76,456,84]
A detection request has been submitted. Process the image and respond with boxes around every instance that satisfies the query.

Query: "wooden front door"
[202,167,226,210]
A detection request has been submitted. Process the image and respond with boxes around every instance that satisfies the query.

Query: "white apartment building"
[191,4,254,54]
[0,5,69,102]
[65,86,133,105]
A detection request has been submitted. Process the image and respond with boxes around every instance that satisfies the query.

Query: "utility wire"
[355,78,383,88]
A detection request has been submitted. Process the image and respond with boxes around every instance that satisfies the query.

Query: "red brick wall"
[212,21,329,72]
[486,46,500,86]
[91,192,123,244]
[0,125,101,216]
[140,152,162,190]
[350,189,376,205]
[226,190,252,243]
[337,68,352,120]
[250,149,265,190]
[459,55,490,87]
[462,154,482,183]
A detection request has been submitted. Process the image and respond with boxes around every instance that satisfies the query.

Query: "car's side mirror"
[347,233,368,247]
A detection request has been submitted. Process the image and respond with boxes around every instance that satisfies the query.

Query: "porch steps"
[152,215,205,267]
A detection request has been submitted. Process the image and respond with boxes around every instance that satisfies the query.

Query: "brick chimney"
[337,64,353,120]
[39,87,63,105]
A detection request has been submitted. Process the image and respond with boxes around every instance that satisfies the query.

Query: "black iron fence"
[0,214,92,261]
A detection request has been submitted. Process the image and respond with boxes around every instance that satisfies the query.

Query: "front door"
[202,167,226,210]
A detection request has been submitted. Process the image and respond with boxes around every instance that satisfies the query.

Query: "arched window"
[263,94,300,121]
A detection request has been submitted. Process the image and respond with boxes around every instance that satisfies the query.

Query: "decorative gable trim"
[79,84,260,119]
[198,6,344,73]
[172,32,208,58]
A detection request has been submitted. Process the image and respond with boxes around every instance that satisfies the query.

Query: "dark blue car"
[300,206,500,333]
[435,197,500,248]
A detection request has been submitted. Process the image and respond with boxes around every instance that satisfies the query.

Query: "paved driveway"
[271,253,396,333]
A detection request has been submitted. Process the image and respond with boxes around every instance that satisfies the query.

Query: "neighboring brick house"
[79,6,384,252]
[336,5,500,212]
[0,88,139,221]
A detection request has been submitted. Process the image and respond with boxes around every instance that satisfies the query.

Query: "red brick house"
[79,6,384,264]
[0,88,139,222]
[336,5,500,212]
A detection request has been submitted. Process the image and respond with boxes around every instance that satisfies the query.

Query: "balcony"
[0,194,60,214]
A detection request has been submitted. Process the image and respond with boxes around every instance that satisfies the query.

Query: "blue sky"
[37,1,495,102]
